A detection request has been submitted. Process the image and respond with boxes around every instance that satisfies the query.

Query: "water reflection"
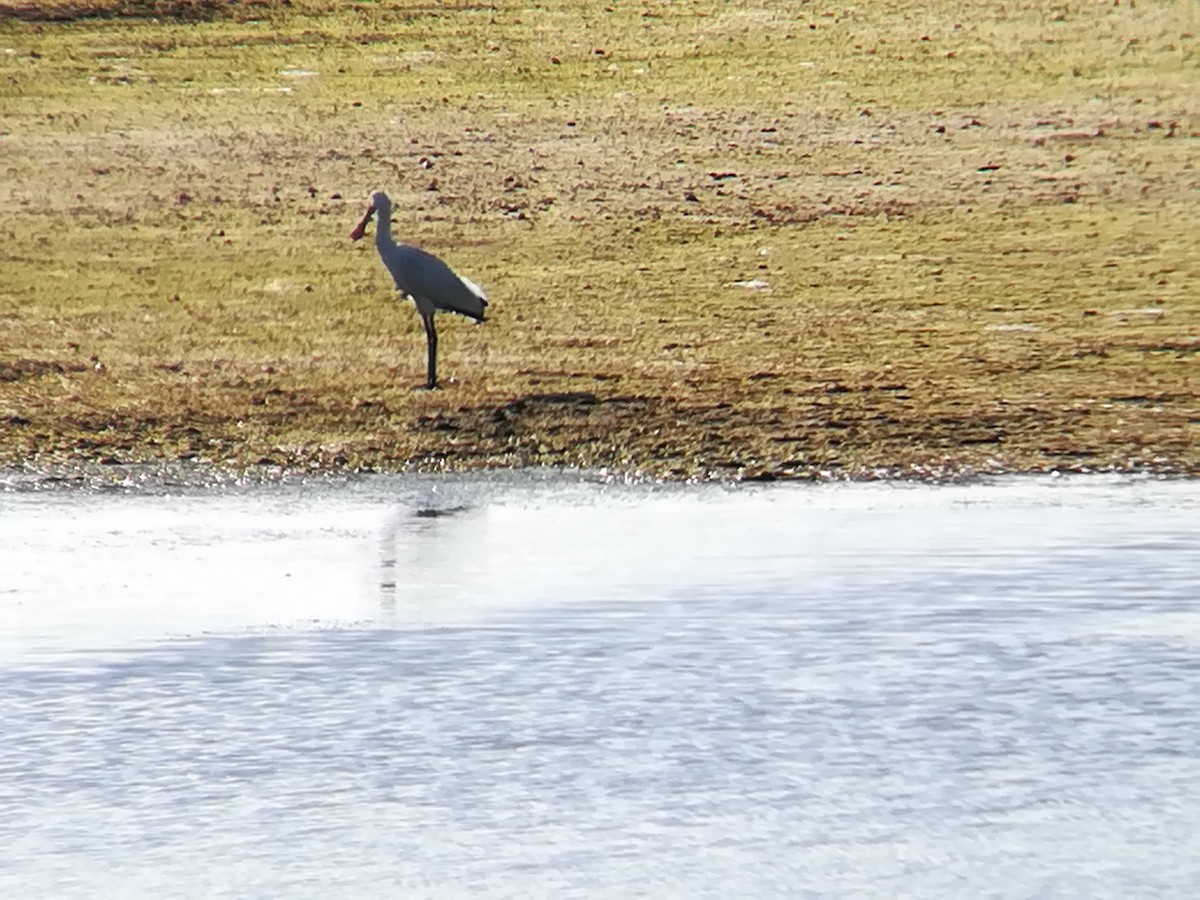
[378,502,476,613]
[0,475,1198,896]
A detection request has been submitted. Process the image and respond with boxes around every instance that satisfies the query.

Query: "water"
[1,474,1198,897]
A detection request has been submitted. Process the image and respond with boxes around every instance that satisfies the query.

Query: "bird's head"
[349,190,391,241]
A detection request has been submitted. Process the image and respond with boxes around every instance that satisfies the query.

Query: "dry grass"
[1,0,1197,480]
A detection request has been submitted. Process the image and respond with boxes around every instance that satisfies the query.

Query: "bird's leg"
[421,313,438,390]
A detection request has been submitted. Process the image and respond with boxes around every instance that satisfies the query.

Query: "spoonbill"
[350,190,488,390]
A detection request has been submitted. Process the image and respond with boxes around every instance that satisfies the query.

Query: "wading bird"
[350,190,488,389]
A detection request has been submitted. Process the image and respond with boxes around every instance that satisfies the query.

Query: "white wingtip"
[459,275,488,302]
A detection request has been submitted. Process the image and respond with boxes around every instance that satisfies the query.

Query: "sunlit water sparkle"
[1,475,1197,897]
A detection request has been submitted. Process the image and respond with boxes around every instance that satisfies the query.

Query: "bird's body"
[350,190,487,389]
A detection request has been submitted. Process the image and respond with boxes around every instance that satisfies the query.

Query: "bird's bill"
[349,204,375,241]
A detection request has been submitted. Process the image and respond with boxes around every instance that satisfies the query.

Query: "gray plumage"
[350,190,488,389]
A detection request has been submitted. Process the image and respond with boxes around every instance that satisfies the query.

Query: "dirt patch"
[0,358,88,382]
[0,0,249,22]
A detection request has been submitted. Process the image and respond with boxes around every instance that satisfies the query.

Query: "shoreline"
[2,456,1194,495]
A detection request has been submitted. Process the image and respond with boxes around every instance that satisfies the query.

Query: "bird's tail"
[448,275,489,322]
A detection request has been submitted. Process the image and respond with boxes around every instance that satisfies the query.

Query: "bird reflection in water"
[378,503,474,616]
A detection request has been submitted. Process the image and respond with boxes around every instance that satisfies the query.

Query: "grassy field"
[1,0,1196,480]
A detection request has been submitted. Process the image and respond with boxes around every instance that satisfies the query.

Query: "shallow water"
[1,474,1198,897]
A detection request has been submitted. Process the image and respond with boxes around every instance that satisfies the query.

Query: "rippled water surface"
[2,474,1198,897]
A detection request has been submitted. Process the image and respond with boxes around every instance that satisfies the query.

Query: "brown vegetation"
[1,0,1196,481]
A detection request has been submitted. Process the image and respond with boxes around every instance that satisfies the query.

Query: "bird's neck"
[374,210,395,251]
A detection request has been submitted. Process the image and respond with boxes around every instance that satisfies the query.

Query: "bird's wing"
[390,244,488,322]
[457,275,489,306]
